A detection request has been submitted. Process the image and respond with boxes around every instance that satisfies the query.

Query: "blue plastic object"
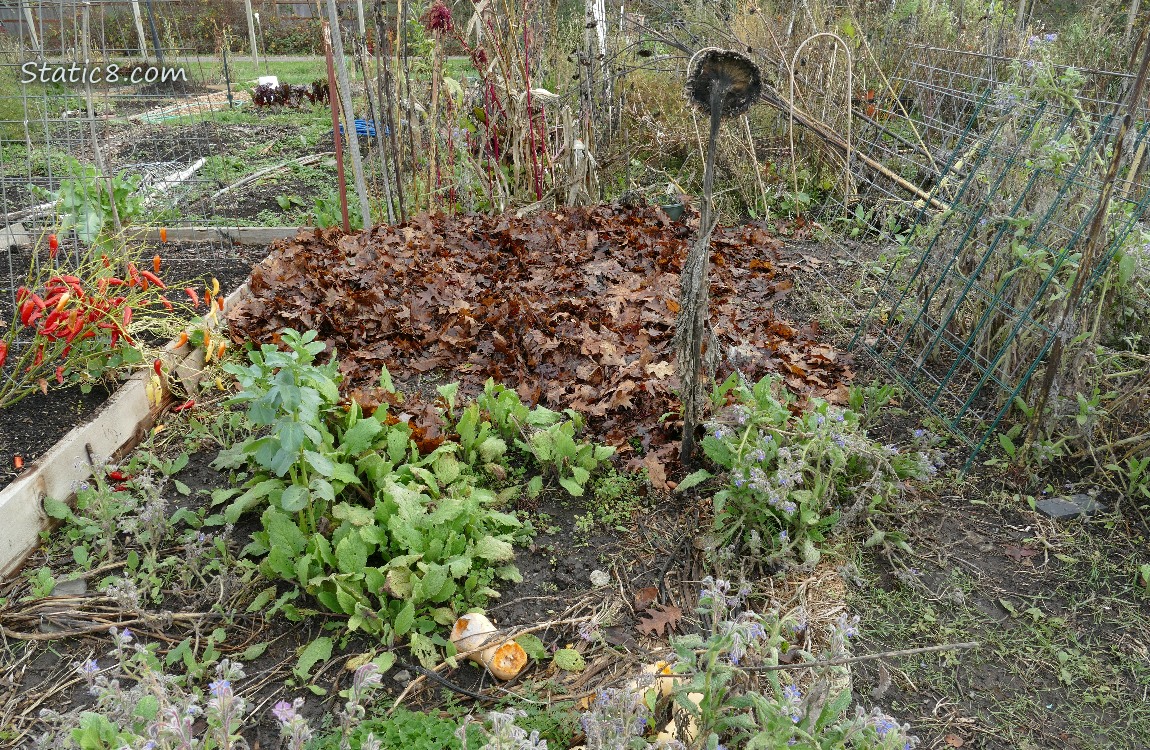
[337,119,388,138]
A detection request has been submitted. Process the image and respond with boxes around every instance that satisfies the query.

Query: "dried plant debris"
[228,205,852,472]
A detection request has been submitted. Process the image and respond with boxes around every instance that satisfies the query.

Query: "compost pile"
[228,205,852,475]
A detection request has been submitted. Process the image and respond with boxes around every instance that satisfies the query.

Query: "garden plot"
[0,206,938,750]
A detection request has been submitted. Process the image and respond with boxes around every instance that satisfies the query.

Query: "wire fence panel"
[847,44,1150,465]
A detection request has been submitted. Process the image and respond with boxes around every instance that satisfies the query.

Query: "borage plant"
[677,374,942,566]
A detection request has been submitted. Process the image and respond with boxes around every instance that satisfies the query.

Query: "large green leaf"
[293,636,333,681]
[279,484,310,513]
[342,416,383,455]
[394,601,415,636]
[473,535,514,561]
[335,532,369,574]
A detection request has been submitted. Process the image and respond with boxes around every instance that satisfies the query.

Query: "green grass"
[849,492,1150,749]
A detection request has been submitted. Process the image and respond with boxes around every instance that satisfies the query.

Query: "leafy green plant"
[473,380,615,498]
[276,193,306,211]
[312,192,364,229]
[215,332,539,662]
[677,374,938,565]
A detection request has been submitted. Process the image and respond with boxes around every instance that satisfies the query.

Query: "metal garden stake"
[676,48,761,466]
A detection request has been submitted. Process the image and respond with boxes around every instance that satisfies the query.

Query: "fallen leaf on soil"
[1003,543,1037,562]
[637,603,682,637]
[944,734,964,747]
[642,455,669,491]
[634,586,659,610]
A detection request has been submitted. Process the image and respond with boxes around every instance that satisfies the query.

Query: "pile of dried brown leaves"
[227,205,852,482]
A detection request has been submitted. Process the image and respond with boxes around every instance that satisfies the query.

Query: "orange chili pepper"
[141,270,166,289]
[48,233,58,258]
[185,288,199,308]
[159,227,167,243]
[153,254,162,274]
[176,331,189,348]
[13,455,23,470]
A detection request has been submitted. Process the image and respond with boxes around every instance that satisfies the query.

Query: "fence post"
[326,0,374,230]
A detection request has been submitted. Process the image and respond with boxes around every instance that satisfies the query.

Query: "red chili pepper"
[127,263,140,287]
[107,278,126,287]
[33,345,43,366]
[30,294,46,311]
[185,288,200,308]
[108,470,127,481]
[0,341,7,369]
[114,483,129,492]
[141,270,166,289]
[153,359,163,376]
[55,365,64,384]
[172,399,196,412]
[98,278,109,295]
[48,233,58,257]
[122,307,133,329]
[16,287,29,303]
[160,297,173,311]
[101,254,110,268]
[20,301,36,326]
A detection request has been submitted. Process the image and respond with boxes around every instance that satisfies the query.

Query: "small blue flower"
[209,679,231,698]
[784,684,801,701]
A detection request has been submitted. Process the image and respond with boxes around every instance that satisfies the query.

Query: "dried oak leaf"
[633,586,659,610]
[1003,543,1037,562]
[637,603,682,638]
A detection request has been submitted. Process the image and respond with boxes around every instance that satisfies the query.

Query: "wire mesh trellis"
[845,44,1150,467]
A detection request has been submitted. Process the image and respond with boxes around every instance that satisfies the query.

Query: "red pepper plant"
[0,237,186,409]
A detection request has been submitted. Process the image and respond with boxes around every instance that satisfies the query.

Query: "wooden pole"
[326,0,374,229]
[243,0,261,66]
[129,0,149,59]
[677,82,724,466]
[323,21,352,233]
[1126,0,1143,48]
[355,0,367,37]
[20,1,41,56]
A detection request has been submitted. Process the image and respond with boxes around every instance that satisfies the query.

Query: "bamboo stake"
[376,12,406,222]
[129,0,149,59]
[357,39,395,223]
[243,0,260,66]
[81,3,121,236]
[20,1,41,56]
